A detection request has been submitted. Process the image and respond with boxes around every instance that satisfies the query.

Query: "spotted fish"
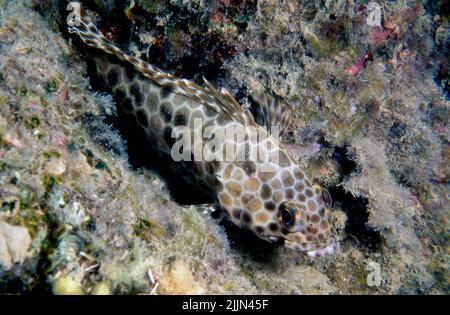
[68,18,335,257]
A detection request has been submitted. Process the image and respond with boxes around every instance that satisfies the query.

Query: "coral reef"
[0,0,448,294]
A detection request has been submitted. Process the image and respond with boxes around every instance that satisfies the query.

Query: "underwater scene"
[0,0,448,295]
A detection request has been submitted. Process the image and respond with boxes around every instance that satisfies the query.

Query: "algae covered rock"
[158,260,205,295]
[52,276,84,295]
[0,220,31,270]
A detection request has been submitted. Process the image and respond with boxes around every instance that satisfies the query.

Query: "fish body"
[69,18,335,256]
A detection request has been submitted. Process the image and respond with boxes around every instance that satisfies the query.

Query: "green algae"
[133,218,165,241]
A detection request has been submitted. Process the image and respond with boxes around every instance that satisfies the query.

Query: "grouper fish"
[68,17,335,257]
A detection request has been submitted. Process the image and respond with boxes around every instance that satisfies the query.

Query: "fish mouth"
[305,242,336,257]
[284,239,336,257]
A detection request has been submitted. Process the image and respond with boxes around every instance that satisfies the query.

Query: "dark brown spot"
[174,112,187,126]
[269,223,279,232]
[281,170,295,187]
[124,64,135,81]
[307,200,318,211]
[226,181,242,197]
[223,164,233,180]
[305,189,314,198]
[259,171,276,182]
[319,208,326,218]
[260,184,272,200]
[136,110,148,127]
[264,201,276,211]
[242,212,252,224]
[244,178,260,191]
[285,188,294,199]
[242,161,256,175]
[232,209,242,220]
[204,162,214,174]
[295,183,305,192]
[114,89,126,104]
[211,160,222,172]
[160,102,173,123]
[271,179,282,189]
[255,226,265,234]
[241,193,254,205]
[298,194,306,202]
[306,225,318,234]
[130,83,144,106]
[108,68,119,87]
[160,87,171,99]
[121,98,133,112]
[163,126,175,147]
[320,220,329,230]
[205,106,217,117]
[147,92,159,110]
[215,178,224,191]
[294,168,305,180]
[150,115,163,131]
[311,214,320,223]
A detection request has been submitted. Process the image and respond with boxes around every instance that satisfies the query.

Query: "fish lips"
[284,238,336,257]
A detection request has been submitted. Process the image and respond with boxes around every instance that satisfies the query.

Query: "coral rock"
[0,221,32,270]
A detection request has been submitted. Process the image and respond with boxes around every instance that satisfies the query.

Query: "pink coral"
[345,52,373,76]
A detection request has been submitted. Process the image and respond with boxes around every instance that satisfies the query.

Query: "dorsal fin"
[248,88,294,136]
[68,17,255,126]
[202,78,253,125]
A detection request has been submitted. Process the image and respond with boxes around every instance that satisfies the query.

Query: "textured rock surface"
[0,221,31,269]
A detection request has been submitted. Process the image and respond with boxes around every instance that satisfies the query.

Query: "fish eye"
[278,204,296,228]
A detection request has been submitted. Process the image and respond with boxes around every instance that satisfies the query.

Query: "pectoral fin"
[248,89,293,136]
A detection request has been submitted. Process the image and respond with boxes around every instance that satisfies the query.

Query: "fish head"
[276,195,335,257]
[250,184,335,257]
